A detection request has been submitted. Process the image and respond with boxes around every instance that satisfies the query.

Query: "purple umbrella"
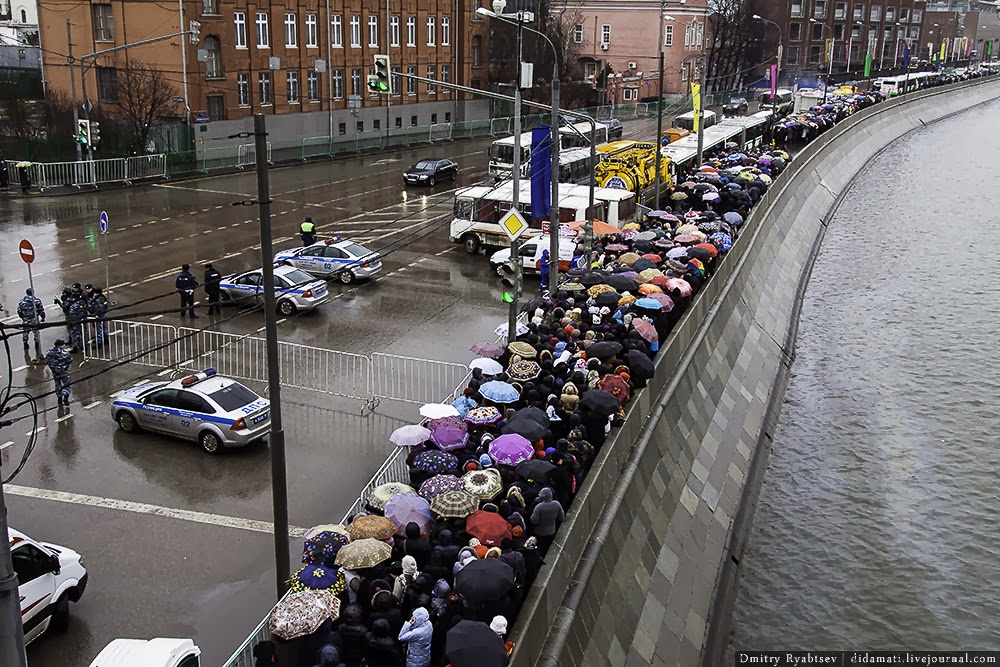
[418,474,465,499]
[605,243,628,252]
[469,342,505,359]
[488,433,534,466]
[413,450,459,474]
[431,426,470,452]
[384,492,434,535]
[427,416,466,431]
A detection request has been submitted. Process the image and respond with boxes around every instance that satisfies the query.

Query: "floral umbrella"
[427,416,465,431]
[431,426,470,452]
[507,360,542,382]
[268,590,341,640]
[302,530,351,564]
[368,482,415,510]
[347,514,397,541]
[289,564,347,595]
[632,318,658,343]
[597,374,631,406]
[429,488,480,518]
[470,342,505,359]
[587,284,615,298]
[335,538,392,569]
[413,450,459,474]
[462,468,505,500]
[604,243,629,252]
[418,474,465,499]
[465,406,502,426]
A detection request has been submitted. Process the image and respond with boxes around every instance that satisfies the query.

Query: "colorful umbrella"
[303,524,350,540]
[465,510,513,546]
[389,425,431,448]
[431,426,470,451]
[632,318,658,343]
[469,358,504,375]
[384,492,434,534]
[462,468,504,500]
[428,416,465,431]
[618,252,641,266]
[420,403,461,419]
[334,538,392,569]
[269,590,341,640]
[633,297,663,311]
[347,514,397,541]
[469,342,504,359]
[638,283,663,295]
[413,450,459,474]
[302,530,351,564]
[494,321,529,338]
[478,380,520,404]
[465,406,502,425]
[507,360,542,382]
[597,374,631,405]
[429,488,479,518]
[290,564,347,595]
[587,284,615,298]
[665,278,693,297]
[419,474,465,499]
[506,341,537,359]
[647,293,675,311]
[369,482,415,510]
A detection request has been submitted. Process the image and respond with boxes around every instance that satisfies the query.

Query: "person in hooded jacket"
[398,607,433,667]
[402,522,432,569]
[393,555,420,602]
[530,487,564,555]
[336,603,368,667]
[364,618,404,667]
[369,589,404,639]
[314,644,346,667]
[546,453,574,509]
[431,529,459,566]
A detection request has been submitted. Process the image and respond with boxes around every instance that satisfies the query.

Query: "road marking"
[150,314,164,320]
[202,229,214,234]
[0,441,12,451]
[26,426,45,436]
[279,210,288,215]
[4,485,309,537]
[230,222,240,227]
[84,401,102,409]
[70,262,83,268]
[175,236,186,241]
[159,241,170,245]
[108,253,119,258]
[142,244,153,249]
[161,217,171,221]
[202,208,213,212]
[276,318,287,324]
[126,249,137,253]
[109,282,131,290]
[55,414,73,423]
[435,247,456,256]
[131,223,143,228]
[12,364,28,372]
[256,326,266,332]
[157,368,173,376]
[90,257,101,262]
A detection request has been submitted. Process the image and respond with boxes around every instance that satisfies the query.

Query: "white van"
[489,236,583,275]
[758,88,794,115]
[89,638,201,667]
[9,527,88,644]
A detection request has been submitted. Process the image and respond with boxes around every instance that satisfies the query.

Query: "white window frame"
[287,70,299,103]
[407,16,416,46]
[255,12,270,48]
[427,16,436,46]
[331,15,342,47]
[307,71,320,101]
[853,2,864,19]
[237,72,250,106]
[441,63,450,83]
[333,69,344,99]
[368,15,378,47]
[664,24,673,46]
[814,0,827,19]
[870,5,881,21]
[623,87,638,101]
[406,65,416,94]
[305,14,318,47]
[442,16,450,45]
[911,8,921,23]
[258,71,272,105]
[390,16,400,46]
[573,24,583,43]
[791,0,804,17]
[601,23,610,45]
[427,64,436,92]
[350,15,361,47]
[234,12,247,49]
[284,13,297,48]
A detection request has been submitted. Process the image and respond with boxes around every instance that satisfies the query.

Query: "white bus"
[487,123,609,180]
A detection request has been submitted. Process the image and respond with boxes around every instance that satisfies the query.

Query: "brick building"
[38,0,489,144]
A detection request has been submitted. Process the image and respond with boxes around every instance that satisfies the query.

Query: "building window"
[835,2,846,18]
[396,117,402,128]
[850,41,861,59]
[97,66,118,101]
[237,72,250,106]
[664,24,673,46]
[350,15,361,47]
[814,0,827,18]
[869,5,880,21]
[202,0,217,14]
[258,72,272,104]
[623,87,638,101]
[331,15,342,47]
[681,62,689,82]
[885,6,895,21]
[431,113,438,123]
[809,44,822,62]
[441,64,450,83]
[834,23,844,39]
[472,35,481,67]
[909,26,919,41]
[411,115,417,126]
[333,69,344,98]
[204,36,222,77]
[584,61,597,80]
[471,78,481,89]
[391,16,400,46]
[853,3,864,19]
[307,71,319,100]
[206,95,225,120]
[351,68,361,96]
[684,20,701,49]
[406,65,416,94]
[339,122,346,134]
[911,8,921,22]
[811,22,823,40]
[374,119,380,130]
[306,14,318,47]
[234,12,248,48]
[791,0,803,17]
[574,23,583,43]
[406,17,416,46]
[287,70,299,103]
[786,45,800,64]
[789,22,801,41]
[93,4,114,41]
[426,16,435,45]
[851,25,861,39]
[368,15,378,46]
[445,112,451,122]
[899,7,908,21]
[357,121,364,132]
[442,17,450,45]
[427,64,436,92]
[391,67,401,95]
[19,8,24,21]
[601,24,610,45]
[256,12,269,48]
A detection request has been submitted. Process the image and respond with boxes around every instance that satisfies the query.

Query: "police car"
[10,527,88,645]
[273,237,382,284]
[218,263,330,316]
[110,369,270,454]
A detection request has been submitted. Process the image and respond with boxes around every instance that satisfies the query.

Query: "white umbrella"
[469,358,504,375]
[389,424,432,447]
[420,403,461,419]
[494,321,529,338]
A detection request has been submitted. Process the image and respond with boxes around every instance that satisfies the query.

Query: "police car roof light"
[181,369,217,387]
[181,375,200,387]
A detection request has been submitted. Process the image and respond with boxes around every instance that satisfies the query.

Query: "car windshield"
[414,160,436,170]
[208,382,259,411]
[341,242,372,258]
[282,269,316,286]
[731,98,746,104]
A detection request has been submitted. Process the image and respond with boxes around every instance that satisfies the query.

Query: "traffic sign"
[99,210,109,234]
[499,209,529,241]
[18,239,34,264]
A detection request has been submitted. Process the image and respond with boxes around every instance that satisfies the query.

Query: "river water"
[729,99,1000,651]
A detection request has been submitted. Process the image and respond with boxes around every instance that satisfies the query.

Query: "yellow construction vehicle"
[593,141,672,206]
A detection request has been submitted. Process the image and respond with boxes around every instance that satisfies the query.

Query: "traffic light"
[76,119,91,145]
[498,259,520,303]
[367,54,391,94]
[89,121,101,148]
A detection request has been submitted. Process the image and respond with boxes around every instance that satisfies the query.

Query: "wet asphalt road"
[2,119,659,667]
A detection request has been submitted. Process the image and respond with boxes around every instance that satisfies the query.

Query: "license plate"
[314,287,327,297]
[251,412,269,425]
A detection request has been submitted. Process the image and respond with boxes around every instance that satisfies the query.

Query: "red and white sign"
[18,239,34,264]
[540,222,578,239]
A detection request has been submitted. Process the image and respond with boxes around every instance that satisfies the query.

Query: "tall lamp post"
[809,18,834,102]
[652,0,668,208]
[855,21,876,78]
[753,15,782,128]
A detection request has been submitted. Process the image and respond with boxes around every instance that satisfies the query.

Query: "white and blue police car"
[110,369,270,454]
[273,238,382,284]
[218,263,330,316]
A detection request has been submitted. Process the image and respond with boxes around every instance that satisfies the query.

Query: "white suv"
[9,528,88,644]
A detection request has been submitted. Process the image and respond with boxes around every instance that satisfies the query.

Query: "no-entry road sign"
[18,239,34,264]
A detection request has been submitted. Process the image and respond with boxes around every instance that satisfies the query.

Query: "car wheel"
[116,410,139,433]
[219,291,232,303]
[462,234,480,255]
[339,270,355,285]
[278,300,296,316]
[429,177,436,186]
[199,430,222,455]
[49,594,70,634]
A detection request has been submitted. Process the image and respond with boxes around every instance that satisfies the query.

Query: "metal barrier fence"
[237,142,273,168]
[371,353,470,406]
[81,319,181,369]
[7,155,168,190]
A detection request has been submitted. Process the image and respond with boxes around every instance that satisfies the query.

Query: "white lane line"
[159,241,170,245]
[435,247,456,256]
[11,278,23,283]
[175,236,185,241]
[0,441,12,450]
[108,253,120,258]
[161,217,171,221]
[70,262,83,268]
[131,223,143,228]
[279,210,288,215]
[84,401,102,410]
[126,249,137,253]
[109,282,131,290]
[202,208,212,212]
[276,318,287,324]
[12,365,28,372]
[150,314,164,320]
[256,326,266,332]
[142,244,153,249]
[55,414,73,423]
[26,426,45,436]
[4,485,309,537]
[90,258,100,262]
[202,229,214,234]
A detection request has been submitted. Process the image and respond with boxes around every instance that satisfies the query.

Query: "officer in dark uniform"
[175,264,199,318]
[16,288,44,351]
[87,287,110,347]
[204,263,222,316]
[45,338,73,406]
[299,216,317,246]
[66,290,88,352]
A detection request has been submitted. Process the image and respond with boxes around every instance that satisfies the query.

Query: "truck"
[593,141,673,206]
[89,638,201,667]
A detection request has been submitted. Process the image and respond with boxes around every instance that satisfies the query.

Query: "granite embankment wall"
[509,76,1000,667]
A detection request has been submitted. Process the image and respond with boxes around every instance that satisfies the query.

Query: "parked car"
[723,97,749,115]
[599,118,624,140]
[274,237,381,284]
[10,527,88,645]
[403,159,458,186]
[89,638,201,667]
[218,263,330,316]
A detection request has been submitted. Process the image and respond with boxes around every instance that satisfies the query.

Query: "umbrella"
[431,426,470,451]
[347,514,396,541]
[605,274,639,292]
[488,433,534,466]
[687,247,713,263]
[618,252,641,266]
[413,450,459,474]
[470,342,505,359]
[469,357,504,375]
[269,590,341,640]
[618,293,637,306]
[369,482,415,510]
[710,232,733,252]
[507,360,542,382]
[625,349,655,377]
[335,538,392,569]
[384,492,434,534]
[466,509,514,546]
[304,524,350,540]
[290,564,347,594]
[420,403,460,419]
[595,291,623,307]
[633,297,663,311]
[462,468,504,500]
[695,242,719,258]
[579,390,620,416]
[650,275,671,288]
[389,425,431,448]
[479,380,520,404]
[446,620,509,667]
[670,192,688,201]
[646,209,671,218]
[428,416,465,431]
[512,406,549,425]
[506,341,537,359]
[587,284,615,298]
[604,243,628,252]
[579,271,608,286]
[515,458,556,482]
[454,559,515,602]
[588,340,623,358]
[631,258,656,272]
[648,293,675,311]
[430,488,480,518]
[465,406,502,425]
[676,224,699,234]
[666,278,693,297]
[641,253,662,262]
[419,474,465,499]
[494,321,529,338]
[501,417,547,442]
[634,231,658,242]
[302,530,351,564]
[674,234,700,245]
[666,247,689,261]
[598,374,631,405]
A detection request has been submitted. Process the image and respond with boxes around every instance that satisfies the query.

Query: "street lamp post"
[810,18,834,103]
[855,21,875,79]
[753,15,782,133]
[893,22,903,68]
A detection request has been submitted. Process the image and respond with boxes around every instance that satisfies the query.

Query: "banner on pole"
[903,43,910,68]
[690,82,702,133]
[940,39,947,60]
[769,64,777,96]
[864,52,872,77]
[529,127,551,221]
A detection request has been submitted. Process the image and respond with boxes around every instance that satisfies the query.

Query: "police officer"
[203,263,222,316]
[299,216,317,246]
[54,286,73,340]
[88,287,110,347]
[66,290,88,352]
[16,288,44,351]
[175,263,199,318]
[45,338,73,406]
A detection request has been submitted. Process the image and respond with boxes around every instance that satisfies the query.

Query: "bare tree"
[113,58,177,150]
[707,0,767,92]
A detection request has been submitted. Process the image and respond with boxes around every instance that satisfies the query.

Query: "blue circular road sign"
[99,210,109,234]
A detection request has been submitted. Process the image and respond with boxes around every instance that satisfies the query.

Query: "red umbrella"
[650,275,671,288]
[632,318,658,344]
[465,510,513,546]
[641,253,661,262]
[596,374,631,406]
[647,293,675,311]
[695,243,719,258]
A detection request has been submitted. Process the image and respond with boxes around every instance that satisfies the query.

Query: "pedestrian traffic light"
[89,121,101,148]
[76,119,91,146]
[499,259,520,303]
[368,54,392,94]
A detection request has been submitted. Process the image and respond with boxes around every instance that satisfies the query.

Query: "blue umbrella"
[479,380,520,404]
[723,211,744,227]
[633,298,663,311]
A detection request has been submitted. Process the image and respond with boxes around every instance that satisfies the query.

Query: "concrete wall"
[509,75,1000,667]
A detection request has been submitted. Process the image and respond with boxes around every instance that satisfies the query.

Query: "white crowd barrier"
[7,155,167,191]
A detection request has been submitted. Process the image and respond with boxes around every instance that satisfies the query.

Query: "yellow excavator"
[593,141,673,206]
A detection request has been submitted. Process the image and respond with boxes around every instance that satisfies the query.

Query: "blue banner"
[903,44,910,68]
[530,126,551,221]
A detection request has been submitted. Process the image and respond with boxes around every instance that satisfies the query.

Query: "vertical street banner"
[529,127,551,222]
[965,37,971,57]
[769,64,777,96]
[903,43,910,69]
[826,38,834,63]
[940,39,947,61]
[864,53,872,77]
[988,40,993,58]
[691,82,702,133]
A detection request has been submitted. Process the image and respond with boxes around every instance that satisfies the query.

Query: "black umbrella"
[605,274,639,292]
[501,417,547,442]
[515,458,556,482]
[454,559,515,602]
[632,239,654,253]
[687,247,713,263]
[512,406,548,425]
[446,620,509,667]
[579,390,620,416]
[625,349,655,378]
[579,272,608,286]
[631,258,656,272]
[595,291,622,307]
[587,341,623,358]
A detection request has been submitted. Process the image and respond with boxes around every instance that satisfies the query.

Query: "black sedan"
[723,97,749,116]
[403,159,458,186]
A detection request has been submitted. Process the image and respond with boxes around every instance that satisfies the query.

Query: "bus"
[658,111,773,181]
[879,71,939,96]
[487,122,609,180]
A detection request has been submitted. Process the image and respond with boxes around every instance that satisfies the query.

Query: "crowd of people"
[769,90,886,145]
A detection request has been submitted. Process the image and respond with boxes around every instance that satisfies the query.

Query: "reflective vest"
[300,221,315,233]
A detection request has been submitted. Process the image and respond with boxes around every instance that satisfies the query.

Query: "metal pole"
[253,113,290,599]
[696,54,705,167]
[178,0,191,131]
[0,480,28,667]
[102,230,110,299]
[507,20,523,343]
[586,123,595,266]
[325,0,333,147]
[67,19,82,162]
[548,72,559,296]
[27,263,40,356]
[653,49,664,207]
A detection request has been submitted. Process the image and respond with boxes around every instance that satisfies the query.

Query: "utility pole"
[507,18,524,344]
[653,0,666,208]
[253,113,290,599]
[0,479,28,667]
[66,19,82,162]
[696,53,706,167]
[548,70,560,296]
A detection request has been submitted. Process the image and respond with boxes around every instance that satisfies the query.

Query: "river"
[728,99,1000,651]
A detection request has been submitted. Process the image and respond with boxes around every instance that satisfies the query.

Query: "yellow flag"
[940,39,947,60]
[691,82,702,133]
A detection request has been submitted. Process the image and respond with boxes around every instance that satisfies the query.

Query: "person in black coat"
[174,264,199,318]
[204,263,223,316]
[369,589,404,639]
[402,521,432,569]
[364,619,404,667]
[336,603,368,667]
[431,529,459,566]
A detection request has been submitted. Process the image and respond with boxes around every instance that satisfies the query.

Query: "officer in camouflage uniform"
[16,288,44,351]
[66,291,88,352]
[45,338,73,406]
[87,286,110,347]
